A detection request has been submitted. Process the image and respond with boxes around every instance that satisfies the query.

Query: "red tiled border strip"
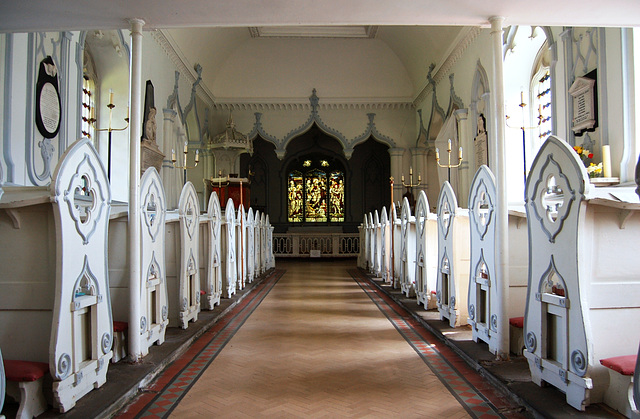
[349,269,520,419]
[116,269,286,419]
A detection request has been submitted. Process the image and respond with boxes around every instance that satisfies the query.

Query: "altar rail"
[273,233,360,257]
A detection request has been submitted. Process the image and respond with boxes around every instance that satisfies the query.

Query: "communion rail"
[273,233,359,257]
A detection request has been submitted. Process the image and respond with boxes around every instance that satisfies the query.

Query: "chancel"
[3,2,640,418]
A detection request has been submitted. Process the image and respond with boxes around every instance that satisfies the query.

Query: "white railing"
[273,233,360,257]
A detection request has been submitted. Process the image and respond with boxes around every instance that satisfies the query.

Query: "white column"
[490,16,510,360]
[128,18,145,362]
[455,109,470,206]
[162,109,178,209]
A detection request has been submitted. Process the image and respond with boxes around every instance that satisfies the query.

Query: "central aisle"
[167,260,488,418]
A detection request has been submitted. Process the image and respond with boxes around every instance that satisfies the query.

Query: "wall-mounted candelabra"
[506,90,542,190]
[91,89,129,181]
[435,139,463,182]
[171,142,199,185]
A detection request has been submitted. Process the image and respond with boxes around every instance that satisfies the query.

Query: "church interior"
[2,0,640,417]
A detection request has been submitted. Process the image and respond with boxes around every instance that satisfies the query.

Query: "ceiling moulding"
[413,26,482,107]
[211,99,413,111]
[249,26,378,39]
[151,29,215,109]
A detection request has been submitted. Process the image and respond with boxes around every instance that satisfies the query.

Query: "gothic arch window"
[81,49,98,142]
[531,39,553,147]
[287,157,344,223]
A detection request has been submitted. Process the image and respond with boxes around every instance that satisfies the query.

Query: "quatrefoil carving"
[471,180,493,240]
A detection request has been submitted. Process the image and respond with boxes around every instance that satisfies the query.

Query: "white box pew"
[373,210,383,277]
[400,198,417,297]
[367,212,375,274]
[253,210,262,277]
[246,207,256,283]
[108,167,169,360]
[236,206,247,290]
[380,206,392,284]
[414,191,438,309]
[164,182,200,329]
[467,165,529,354]
[436,181,470,328]
[260,212,267,273]
[523,136,640,411]
[221,198,237,298]
[199,191,223,310]
[360,214,370,270]
[266,214,275,269]
[392,204,402,289]
[0,138,113,412]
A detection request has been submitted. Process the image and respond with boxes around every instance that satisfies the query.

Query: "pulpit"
[206,177,250,211]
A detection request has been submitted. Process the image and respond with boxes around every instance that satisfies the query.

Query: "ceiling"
[1,0,639,32]
[2,0,640,103]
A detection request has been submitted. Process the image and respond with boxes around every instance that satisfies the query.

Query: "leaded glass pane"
[329,171,344,222]
[305,169,327,222]
[288,171,304,222]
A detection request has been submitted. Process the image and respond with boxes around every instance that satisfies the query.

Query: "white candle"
[435,148,440,161]
[171,149,176,162]
[602,145,612,178]
[458,147,463,160]
[447,139,452,152]
[109,89,114,106]
[183,142,188,154]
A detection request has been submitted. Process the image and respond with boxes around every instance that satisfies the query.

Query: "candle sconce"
[172,142,200,185]
[92,89,130,181]
[435,139,463,183]
[506,90,542,191]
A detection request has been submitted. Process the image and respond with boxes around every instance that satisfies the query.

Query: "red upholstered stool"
[3,360,49,419]
[509,316,525,356]
[112,321,128,363]
[600,355,638,417]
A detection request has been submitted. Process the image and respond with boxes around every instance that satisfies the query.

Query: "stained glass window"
[329,171,344,222]
[288,159,344,223]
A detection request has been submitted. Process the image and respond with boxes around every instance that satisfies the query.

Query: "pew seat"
[3,360,49,419]
[509,317,525,356]
[112,321,128,363]
[600,355,638,418]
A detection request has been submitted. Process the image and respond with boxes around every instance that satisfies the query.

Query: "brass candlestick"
[93,90,129,181]
[435,139,462,183]
[171,142,199,185]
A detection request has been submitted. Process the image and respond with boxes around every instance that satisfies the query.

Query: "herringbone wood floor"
[170,260,472,418]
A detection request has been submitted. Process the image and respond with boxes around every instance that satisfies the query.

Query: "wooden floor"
[119,260,523,418]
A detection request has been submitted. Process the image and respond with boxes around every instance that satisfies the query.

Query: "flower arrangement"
[573,145,602,178]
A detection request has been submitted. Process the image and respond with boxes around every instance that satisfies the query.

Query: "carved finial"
[310,88,319,112]
[227,110,235,128]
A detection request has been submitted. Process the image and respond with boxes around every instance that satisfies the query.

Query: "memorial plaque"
[569,76,596,135]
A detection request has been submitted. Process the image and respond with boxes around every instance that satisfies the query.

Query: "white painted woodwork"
[254,210,261,277]
[221,199,237,298]
[165,182,200,329]
[266,214,275,269]
[357,216,366,269]
[523,136,640,411]
[400,198,416,298]
[260,212,267,273]
[108,168,169,359]
[414,191,438,309]
[392,204,402,289]
[200,192,223,309]
[246,207,255,283]
[374,210,382,277]
[236,206,247,290]
[436,181,470,328]
[0,138,113,412]
[368,213,375,273]
[467,165,530,354]
[380,206,391,283]
[138,167,169,353]
[362,214,370,270]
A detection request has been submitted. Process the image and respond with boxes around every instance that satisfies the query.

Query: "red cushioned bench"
[3,360,49,419]
[509,316,525,356]
[600,355,638,417]
[112,321,128,363]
